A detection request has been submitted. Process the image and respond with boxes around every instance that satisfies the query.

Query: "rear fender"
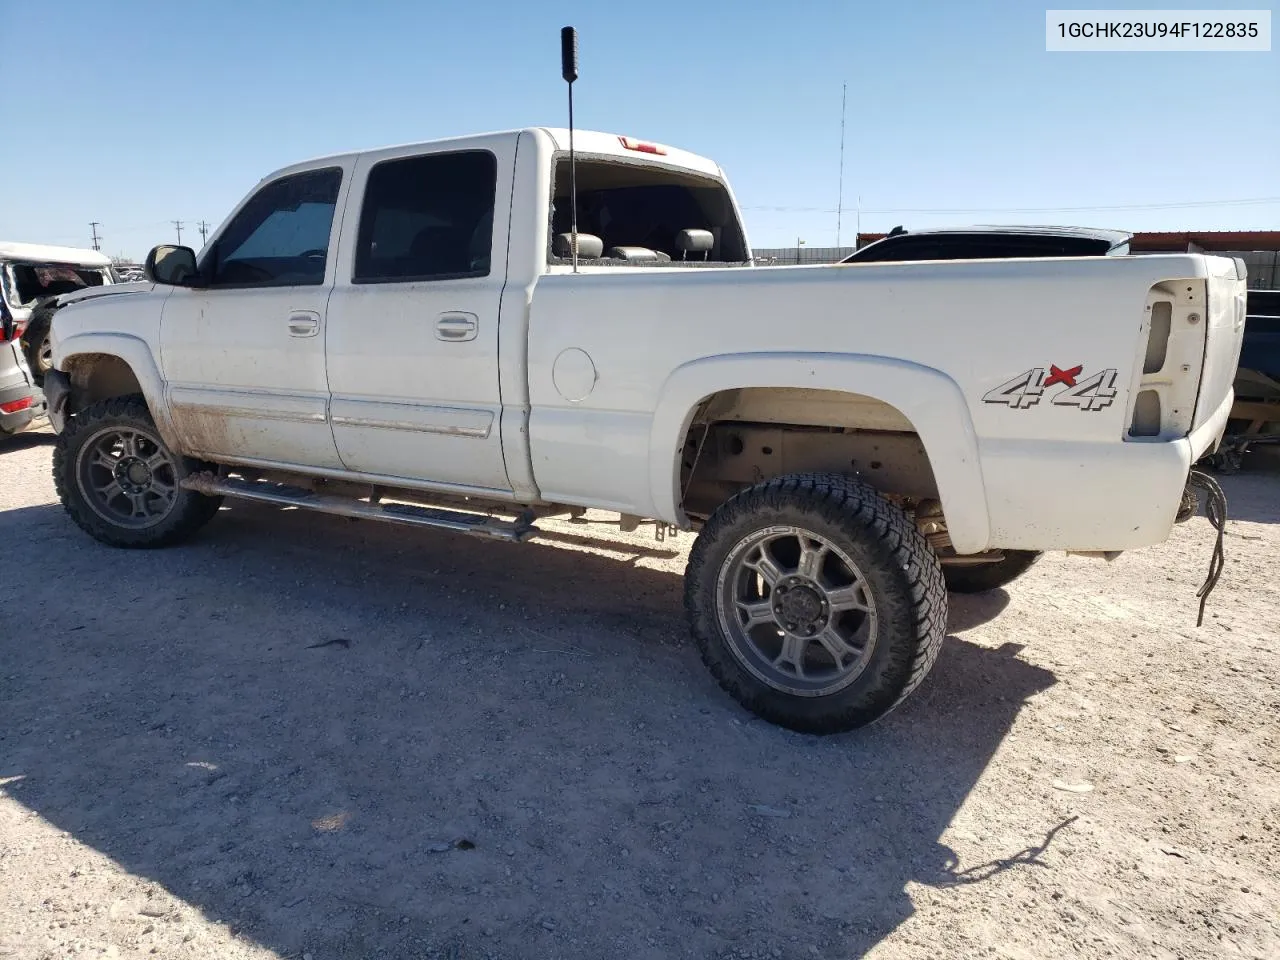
[648,352,991,554]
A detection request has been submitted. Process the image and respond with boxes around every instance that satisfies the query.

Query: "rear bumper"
[980,391,1233,552]
[0,380,46,434]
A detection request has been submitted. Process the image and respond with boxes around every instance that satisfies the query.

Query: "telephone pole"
[172,220,184,245]
[197,220,210,246]
[89,222,102,251]
[836,82,847,248]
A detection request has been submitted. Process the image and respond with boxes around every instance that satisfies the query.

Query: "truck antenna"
[561,25,580,273]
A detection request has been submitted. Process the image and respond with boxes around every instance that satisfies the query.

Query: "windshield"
[551,158,748,264]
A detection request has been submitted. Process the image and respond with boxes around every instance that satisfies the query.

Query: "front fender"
[648,352,991,554]
[55,332,180,451]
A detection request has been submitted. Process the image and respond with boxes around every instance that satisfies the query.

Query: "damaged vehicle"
[0,242,115,384]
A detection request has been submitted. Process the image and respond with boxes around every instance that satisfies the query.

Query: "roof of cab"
[262,128,723,183]
[0,241,113,268]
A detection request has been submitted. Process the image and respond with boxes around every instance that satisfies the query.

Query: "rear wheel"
[53,396,222,548]
[21,303,57,384]
[685,473,947,734]
[942,550,1041,594]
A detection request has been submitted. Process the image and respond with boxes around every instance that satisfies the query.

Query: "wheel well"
[64,354,144,414]
[677,387,941,519]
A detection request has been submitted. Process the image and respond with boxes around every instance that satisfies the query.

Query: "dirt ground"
[1,426,1277,960]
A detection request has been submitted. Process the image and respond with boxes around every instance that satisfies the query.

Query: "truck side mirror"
[144,245,200,286]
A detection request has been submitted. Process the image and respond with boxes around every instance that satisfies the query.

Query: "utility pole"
[197,220,210,246]
[89,222,102,251]
[173,220,184,245]
[836,82,847,248]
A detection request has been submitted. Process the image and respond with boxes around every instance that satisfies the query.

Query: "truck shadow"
[0,428,56,453]
[1,500,1056,960]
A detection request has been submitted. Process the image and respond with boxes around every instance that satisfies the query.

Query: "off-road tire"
[53,396,222,548]
[942,550,1042,594]
[685,473,948,734]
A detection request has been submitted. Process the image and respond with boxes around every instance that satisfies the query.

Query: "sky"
[1,1,1276,259]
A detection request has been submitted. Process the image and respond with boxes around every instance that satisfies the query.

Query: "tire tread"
[53,395,221,549]
[685,472,947,734]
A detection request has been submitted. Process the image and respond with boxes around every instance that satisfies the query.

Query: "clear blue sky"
[1,1,1275,258]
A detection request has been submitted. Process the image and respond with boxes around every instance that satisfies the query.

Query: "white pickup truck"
[43,127,1245,733]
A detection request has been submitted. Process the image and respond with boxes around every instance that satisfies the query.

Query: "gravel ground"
[1,426,1277,960]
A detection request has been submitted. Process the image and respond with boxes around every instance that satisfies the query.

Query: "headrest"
[553,232,604,259]
[675,229,714,254]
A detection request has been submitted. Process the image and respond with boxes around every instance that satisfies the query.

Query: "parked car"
[0,242,115,384]
[0,295,46,437]
[43,128,1244,733]
[841,225,1133,263]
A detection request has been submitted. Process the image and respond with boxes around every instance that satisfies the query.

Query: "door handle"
[436,312,478,342]
[289,312,321,338]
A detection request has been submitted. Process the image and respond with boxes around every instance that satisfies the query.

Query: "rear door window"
[354,151,498,283]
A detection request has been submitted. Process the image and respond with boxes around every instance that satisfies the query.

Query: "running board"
[181,474,536,542]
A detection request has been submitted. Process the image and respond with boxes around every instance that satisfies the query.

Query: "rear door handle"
[289,311,321,338]
[436,312,478,342]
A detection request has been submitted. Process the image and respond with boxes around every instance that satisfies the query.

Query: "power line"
[172,220,184,245]
[743,196,1280,215]
[89,222,101,251]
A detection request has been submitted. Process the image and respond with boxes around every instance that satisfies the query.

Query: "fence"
[1229,251,1279,290]
[752,246,856,266]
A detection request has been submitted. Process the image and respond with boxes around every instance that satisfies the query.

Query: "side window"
[354,151,497,283]
[207,168,342,287]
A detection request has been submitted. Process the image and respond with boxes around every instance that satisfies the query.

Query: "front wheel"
[53,396,222,548]
[684,473,948,734]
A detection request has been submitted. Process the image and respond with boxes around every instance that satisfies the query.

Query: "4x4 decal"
[983,366,1119,411]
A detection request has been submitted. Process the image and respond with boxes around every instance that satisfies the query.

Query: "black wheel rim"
[76,426,179,529]
[714,526,879,697]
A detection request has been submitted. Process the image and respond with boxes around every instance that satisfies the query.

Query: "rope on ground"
[1187,469,1227,627]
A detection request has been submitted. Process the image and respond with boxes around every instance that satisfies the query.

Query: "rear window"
[3,262,107,306]
[550,158,748,264]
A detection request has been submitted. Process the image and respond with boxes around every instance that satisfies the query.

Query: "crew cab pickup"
[43,128,1246,733]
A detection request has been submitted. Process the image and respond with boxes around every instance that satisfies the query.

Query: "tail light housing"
[1124,280,1207,441]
